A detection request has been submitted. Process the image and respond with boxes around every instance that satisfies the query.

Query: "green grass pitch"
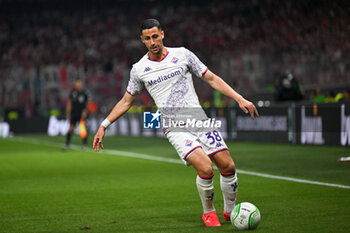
[0,134,349,233]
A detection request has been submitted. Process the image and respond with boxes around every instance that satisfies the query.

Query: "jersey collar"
[148,49,169,62]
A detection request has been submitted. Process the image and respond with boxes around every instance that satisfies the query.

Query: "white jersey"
[126,47,209,124]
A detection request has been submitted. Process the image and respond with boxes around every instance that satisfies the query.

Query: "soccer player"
[93,19,259,227]
[63,80,90,151]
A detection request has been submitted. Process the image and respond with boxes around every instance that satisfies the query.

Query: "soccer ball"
[231,202,261,230]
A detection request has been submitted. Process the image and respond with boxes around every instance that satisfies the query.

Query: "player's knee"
[220,161,236,174]
[198,164,214,177]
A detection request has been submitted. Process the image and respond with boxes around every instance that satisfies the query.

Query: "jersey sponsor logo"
[171,57,179,64]
[147,68,183,86]
[143,110,161,129]
[144,67,151,72]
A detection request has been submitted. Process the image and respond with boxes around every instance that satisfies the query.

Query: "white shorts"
[165,127,228,166]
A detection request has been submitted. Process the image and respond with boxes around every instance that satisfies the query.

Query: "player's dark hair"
[140,19,161,34]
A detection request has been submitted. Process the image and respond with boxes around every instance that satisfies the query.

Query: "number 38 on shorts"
[205,130,222,145]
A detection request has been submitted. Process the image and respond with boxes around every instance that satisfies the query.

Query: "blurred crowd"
[0,0,349,118]
[309,88,350,103]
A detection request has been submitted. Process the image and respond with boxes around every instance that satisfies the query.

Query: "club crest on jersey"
[171,57,179,64]
[144,67,151,72]
[185,140,193,147]
[216,142,222,148]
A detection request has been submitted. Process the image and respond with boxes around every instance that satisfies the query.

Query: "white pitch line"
[8,137,350,190]
[236,170,350,189]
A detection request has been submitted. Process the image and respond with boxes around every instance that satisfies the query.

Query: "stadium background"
[0,1,350,232]
[1,0,349,120]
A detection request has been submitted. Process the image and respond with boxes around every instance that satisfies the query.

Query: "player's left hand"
[238,98,259,119]
[93,126,106,152]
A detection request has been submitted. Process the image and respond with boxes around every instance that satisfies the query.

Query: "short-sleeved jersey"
[126,47,209,123]
[69,89,89,116]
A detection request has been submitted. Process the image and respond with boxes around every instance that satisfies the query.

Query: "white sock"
[196,174,216,214]
[220,173,238,215]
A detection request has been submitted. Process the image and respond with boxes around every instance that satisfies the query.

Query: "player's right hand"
[238,98,259,120]
[93,126,106,152]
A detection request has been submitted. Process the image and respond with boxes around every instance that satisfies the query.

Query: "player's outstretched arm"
[93,92,138,152]
[202,70,259,119]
